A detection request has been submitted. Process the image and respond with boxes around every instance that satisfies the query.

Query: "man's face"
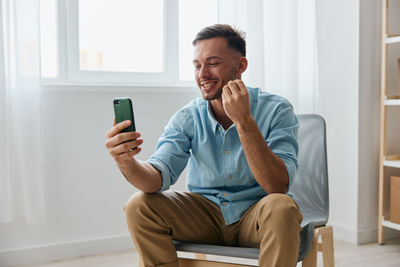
[193,37,241,101]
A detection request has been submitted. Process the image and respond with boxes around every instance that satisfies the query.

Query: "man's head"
[192,24,248,101]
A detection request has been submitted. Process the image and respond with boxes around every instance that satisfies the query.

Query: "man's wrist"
[235,116,257,132]
[117,157,137,170]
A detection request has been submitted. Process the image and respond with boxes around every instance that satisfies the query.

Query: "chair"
[174,114,334,267]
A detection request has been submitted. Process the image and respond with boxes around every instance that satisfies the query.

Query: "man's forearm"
[236,118,289,194]
[118,159,162,193]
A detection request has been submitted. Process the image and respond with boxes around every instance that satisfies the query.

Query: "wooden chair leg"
[302,227,319,267]
[320,226,335,267]
[302,226,335,267]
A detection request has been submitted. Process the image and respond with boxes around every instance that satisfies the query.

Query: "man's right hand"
[105,118,143,165]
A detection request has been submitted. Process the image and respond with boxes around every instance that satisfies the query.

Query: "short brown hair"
[192,24,246,57]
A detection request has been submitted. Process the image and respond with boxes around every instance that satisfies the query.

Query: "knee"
[124,192,158,222]
[259,194,302,223]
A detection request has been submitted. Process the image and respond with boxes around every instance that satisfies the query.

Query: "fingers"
[222,88,228,104]
[235,79,248,95]
[106,120,143,162]
[223,80,248,97]
[109,138,143,155]
[106,120,132,138]
[227,80,240,95]
[105,134,144,161]
[105,131,141,149]
[116,147,142,161]
[223,83,233,96]
[222,80,250,123]
[112,145,142,162]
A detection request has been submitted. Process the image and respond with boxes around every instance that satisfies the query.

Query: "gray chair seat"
[174,222,314,261]
[174,241,260,259]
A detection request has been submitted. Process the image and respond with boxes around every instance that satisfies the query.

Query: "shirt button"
[228,175,233,179]
[224,192,228,197]
[218,126,222,131]
[225,150,229,155]
[223,202,227,206]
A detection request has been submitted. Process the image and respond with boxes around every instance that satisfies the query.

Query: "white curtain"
[218,0,318,114]
[0,0,46,223]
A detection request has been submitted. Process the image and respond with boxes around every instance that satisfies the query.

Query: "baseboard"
[332,224,358,244]
[333,224,400,245]
[0,234,134,267]
[357,227,378,244]
[333,224,379,245]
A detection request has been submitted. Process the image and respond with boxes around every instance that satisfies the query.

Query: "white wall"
[357,0,382,244]
[316,0,360,243]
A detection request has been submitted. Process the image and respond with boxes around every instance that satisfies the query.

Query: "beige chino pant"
[124,191,302,267]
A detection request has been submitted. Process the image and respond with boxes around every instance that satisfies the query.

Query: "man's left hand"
[222,79,252,125]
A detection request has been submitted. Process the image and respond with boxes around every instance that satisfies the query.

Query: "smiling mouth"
[201,80,218,90]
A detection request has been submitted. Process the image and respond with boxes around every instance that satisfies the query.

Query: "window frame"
[46,0,180,85]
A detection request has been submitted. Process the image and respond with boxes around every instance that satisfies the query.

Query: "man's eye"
[194,65,201,69]
[209,62,219,66]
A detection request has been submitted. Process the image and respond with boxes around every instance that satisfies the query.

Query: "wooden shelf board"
[386,155,400,160]
[382,219,400,231]
[386,36,400,44]
[383,160,400,168]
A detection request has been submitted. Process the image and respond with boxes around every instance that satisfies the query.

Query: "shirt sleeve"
[266,105,299,189]
[147,111,193,192]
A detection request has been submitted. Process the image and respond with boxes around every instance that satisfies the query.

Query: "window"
[40,0,219,84]
[78,0,164,73]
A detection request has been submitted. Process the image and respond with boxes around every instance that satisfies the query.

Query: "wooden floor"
[12,239,400,267]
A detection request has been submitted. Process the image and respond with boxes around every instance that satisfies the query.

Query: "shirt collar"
[206,101,220,133]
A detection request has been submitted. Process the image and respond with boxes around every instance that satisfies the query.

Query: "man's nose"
[198,66,210,79]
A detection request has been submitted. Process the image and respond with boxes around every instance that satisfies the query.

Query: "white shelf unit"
[378,0,400,244]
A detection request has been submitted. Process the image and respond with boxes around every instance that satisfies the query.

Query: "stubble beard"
[203,71,237,101]
[204,87,223,101]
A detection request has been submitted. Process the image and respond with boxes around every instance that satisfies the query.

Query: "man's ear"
[237,57,248,75]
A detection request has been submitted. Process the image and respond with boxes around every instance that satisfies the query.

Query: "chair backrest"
[289,114,329,227]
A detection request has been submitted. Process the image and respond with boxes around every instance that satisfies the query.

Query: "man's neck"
[210,98,233,130]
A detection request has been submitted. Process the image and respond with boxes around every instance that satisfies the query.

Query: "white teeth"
[202,81,216,89]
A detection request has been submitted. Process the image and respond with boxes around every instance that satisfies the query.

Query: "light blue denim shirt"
[147,87,299,225]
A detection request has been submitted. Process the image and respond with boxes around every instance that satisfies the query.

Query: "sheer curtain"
[0,0,46,223]
[218,0,318,114]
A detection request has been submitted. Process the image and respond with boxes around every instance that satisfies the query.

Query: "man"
[105,24,302,267]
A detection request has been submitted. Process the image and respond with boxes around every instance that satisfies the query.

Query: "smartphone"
[113,97,136,132]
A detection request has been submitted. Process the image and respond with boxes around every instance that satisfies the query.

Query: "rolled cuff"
[147,159,171,193]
